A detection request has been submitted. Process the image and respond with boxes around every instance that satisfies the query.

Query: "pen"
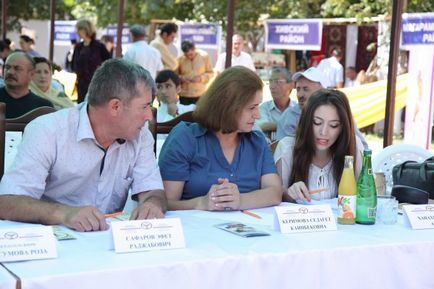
[241,210,262,219]
[104,212,123,219]
[309,188,328,195]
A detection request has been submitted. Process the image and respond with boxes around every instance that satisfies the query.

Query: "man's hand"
[130,190,166,220]
[130,201,165,220]
[62,206,108,232]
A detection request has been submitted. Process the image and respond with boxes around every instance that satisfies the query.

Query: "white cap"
[292,67,328,88]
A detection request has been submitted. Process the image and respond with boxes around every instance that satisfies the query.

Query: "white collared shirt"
[317,56,344,88]
[214,51,255,73]
[157,101,196,123]
[0,103,163,213]
[124,40,164,80]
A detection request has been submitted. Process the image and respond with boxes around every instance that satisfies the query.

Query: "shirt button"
[230,173,234,177]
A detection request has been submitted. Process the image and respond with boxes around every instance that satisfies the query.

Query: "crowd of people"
[0,18,368,232]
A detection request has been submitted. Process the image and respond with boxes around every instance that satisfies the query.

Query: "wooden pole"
[383,0,404,147]
[115,0,125,58]
[1,0,7,39]
[225,0,235,69]
[49,0,56,62]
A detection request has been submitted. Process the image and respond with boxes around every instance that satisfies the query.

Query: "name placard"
[274,205,337,234]
[111,218,186,253]
[0,226,57,262]
[403,204,434,229]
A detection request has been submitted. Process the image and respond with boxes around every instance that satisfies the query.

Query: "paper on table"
[52,226,76,241]
[215,222,270,238]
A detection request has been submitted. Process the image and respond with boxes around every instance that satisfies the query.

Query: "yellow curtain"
[340,73,408,128]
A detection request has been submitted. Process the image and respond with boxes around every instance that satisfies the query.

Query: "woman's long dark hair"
[289,89,357,186]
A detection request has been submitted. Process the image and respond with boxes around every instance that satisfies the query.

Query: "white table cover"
[1,200,434,289]
[0,265,15,289]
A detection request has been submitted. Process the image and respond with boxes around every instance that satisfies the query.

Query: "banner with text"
[401,13,434,49]
[54,20,78,46]
[265,19,322,51]
[105,24,131,45]
[179,23,221,49]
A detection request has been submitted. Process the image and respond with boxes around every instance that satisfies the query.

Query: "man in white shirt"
[317,48,344,88]
[214,34,255,73]
[0,59,167,232]
[257,68,295,137]
[123,24,163,80]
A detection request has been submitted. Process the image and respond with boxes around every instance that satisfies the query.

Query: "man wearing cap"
[275,67,368,149]
[275,67,326,140]
[124,24,164,80]
[257,67,295,135]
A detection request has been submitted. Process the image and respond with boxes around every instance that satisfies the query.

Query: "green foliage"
[406,0,434,13]
[2,0,74,31]
[4,0,434,36]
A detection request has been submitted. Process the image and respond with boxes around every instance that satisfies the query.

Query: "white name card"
[0,226,57,262]
[403,204,434,229]
[111,218,186,253]
[274,205,337,234]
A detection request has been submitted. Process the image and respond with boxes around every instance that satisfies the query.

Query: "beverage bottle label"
[338,195,356,220]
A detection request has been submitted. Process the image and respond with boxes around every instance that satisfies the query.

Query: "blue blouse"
[159,122,277,200]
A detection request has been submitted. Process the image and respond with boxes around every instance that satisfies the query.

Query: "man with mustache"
[0,51,53,118]
[0,59,166,231]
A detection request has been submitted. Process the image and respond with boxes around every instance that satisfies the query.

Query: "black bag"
[392,156,434,199]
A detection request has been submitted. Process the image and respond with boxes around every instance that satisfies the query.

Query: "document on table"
[215,222,270,238]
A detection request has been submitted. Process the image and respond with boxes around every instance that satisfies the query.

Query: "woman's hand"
[211,178,241,211]
[196,184,219,211]
[287,181,311,203]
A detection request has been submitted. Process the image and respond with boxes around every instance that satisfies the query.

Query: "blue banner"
[265,19,322,51]
[401,13,434,49]
[179,23,220,48]
[54,20,78,46]
[105,24,131,44]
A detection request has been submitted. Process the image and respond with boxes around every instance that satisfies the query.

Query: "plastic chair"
[372,144,434,193]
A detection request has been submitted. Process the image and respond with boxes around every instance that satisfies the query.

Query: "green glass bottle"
[356,149,377,224]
